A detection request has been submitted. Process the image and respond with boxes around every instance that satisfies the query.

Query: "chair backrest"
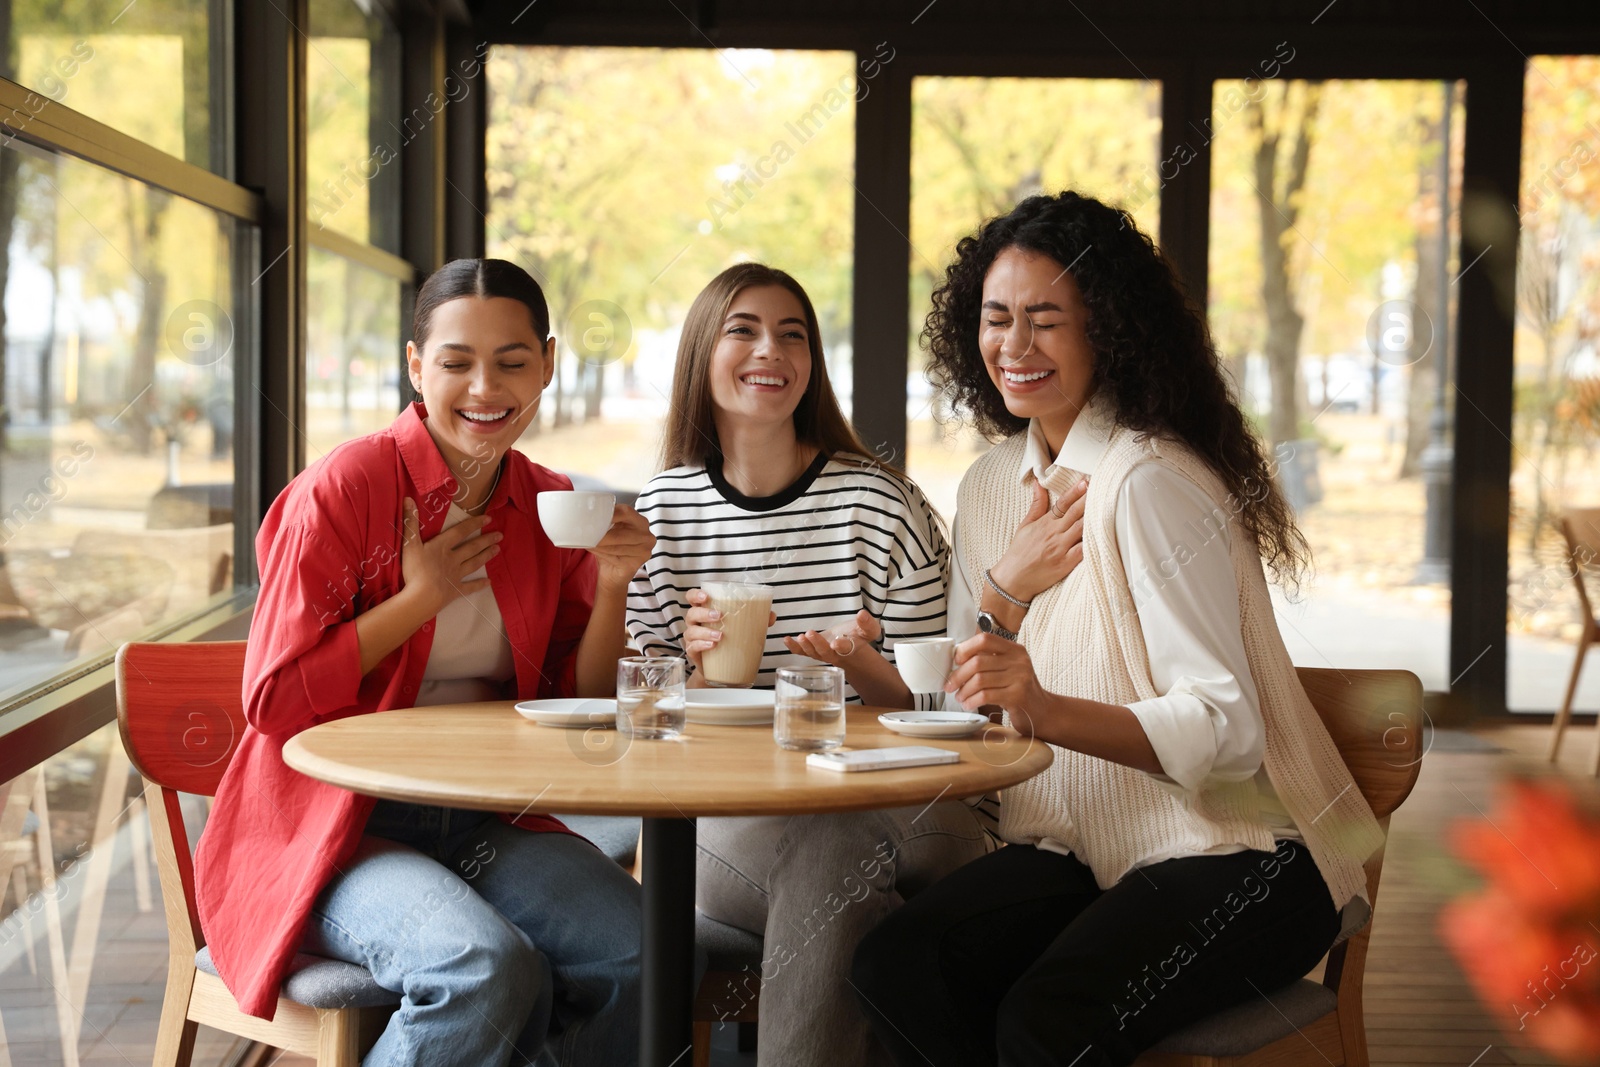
[1561,507,1600,623]
[116,641,249,796]
[1295,666,1424,820]
[115,640,248,957]
[1296,665,1424,1023]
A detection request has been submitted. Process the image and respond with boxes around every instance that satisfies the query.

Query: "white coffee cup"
[537,491,616,548]
[893,637,956,693]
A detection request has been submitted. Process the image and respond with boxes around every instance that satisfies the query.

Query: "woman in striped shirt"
[626,263,992,1067]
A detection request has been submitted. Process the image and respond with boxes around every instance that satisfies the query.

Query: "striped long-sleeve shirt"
[625,450,950,704]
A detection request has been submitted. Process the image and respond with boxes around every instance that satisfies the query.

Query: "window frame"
[474,7,1568,722]
[0,0,456,782]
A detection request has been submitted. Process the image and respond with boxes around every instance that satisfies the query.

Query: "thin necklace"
[463,462,503,515]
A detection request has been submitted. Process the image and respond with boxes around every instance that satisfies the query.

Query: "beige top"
[416,502,515,707]
[946,403,1301,847]
[955,425,1383,939]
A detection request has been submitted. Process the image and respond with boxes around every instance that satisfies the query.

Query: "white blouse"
[946,397,1300,842]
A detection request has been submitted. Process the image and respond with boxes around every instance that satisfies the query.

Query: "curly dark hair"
[923,190,1310,588]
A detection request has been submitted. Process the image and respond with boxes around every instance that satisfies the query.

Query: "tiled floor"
[2,721,1594,1066]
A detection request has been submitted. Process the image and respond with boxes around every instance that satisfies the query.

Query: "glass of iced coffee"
[698,581,775,687]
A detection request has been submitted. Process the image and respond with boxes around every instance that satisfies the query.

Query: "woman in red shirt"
[195,259,653,1066]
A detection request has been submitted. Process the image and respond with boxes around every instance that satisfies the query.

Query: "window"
[1507,56,1600,712]
[2,0,227,172]
[308,0,403,253]
[1208,78,1463,692]
[0,721,241,1064]
[905,76,1162,519]
[305,247,404,460]
[0,140,250,706]
[487,46,859,493]
[304,0,408,456]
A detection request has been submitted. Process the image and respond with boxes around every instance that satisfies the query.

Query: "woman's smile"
[999,366,1058,390]
[738,370,791,392]
[455,406,518,433]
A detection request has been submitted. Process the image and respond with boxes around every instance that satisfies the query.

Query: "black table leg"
[640,815,696,1066]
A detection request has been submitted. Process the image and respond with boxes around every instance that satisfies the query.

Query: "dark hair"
[924,191,1309,587]
[662,262,889,473]
[412,258,551,346]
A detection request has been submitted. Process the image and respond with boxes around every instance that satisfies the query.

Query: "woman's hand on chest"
[398,497,501,616]
[989,476,1088,603]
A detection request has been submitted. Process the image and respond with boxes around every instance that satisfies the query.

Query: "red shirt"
[195,402,595,1020]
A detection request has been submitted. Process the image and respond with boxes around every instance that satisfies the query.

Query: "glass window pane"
[487,46,858,494]
[305,247,403,457]
[0,726,239,1064]
[1508,56,1600,713]
[0,140,247,707]
[906,76,1162,519]
[1208,79,1463,691]
[4,2,223,171]
[308,0,402,253]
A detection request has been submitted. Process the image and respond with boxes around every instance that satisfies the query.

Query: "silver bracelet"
[983,568,1032,608]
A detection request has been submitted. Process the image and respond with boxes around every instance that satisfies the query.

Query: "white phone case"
[805,746,961,773]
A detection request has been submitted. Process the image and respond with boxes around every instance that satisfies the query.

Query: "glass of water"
[774,665,846,752]
[616,656,687,740]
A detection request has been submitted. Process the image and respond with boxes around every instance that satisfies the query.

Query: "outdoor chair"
[116,640,398,1067]
[689,666,1425,1067]
[1545,506,1600,773]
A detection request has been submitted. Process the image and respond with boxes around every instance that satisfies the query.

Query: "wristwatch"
[976,610,1019,642]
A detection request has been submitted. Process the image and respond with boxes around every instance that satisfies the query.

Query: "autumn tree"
[487,47,858,430]
[1515,56,1600,558]
[1245,82,1321,445]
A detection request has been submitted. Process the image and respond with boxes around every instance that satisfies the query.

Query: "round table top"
[282,703,1054,817]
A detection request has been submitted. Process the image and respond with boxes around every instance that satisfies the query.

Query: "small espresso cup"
[537,490,615,548]
[893,637,956,693]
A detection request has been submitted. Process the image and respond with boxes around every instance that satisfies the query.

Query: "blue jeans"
[302,800,642,1067]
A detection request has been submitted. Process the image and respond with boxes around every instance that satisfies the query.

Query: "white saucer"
[684,688,775,725]
[515,698,617,728]
[877,711,988,738]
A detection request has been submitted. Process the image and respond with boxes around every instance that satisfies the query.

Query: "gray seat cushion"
[1150,979,1338,1055]
[558,815,641,867]
[696,911,765,971]
[195,945,400,1010]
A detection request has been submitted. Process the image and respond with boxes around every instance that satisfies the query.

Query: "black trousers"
[850,839,1340,1067]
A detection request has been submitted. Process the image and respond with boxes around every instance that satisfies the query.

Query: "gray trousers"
[696,801,992,1067]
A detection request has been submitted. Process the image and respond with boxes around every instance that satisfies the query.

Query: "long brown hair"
[661,263,885,473]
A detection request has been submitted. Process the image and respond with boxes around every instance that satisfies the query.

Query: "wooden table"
[283,703,1053,1066]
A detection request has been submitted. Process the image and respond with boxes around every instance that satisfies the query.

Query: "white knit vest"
[957,428,1382,915]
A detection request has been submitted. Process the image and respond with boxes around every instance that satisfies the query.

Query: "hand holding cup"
[685,584,777,684]
[589,503,655,591]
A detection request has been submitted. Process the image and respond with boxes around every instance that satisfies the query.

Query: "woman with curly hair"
[849,192,1384,1066]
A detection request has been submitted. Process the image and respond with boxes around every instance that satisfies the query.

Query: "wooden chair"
[1134,666,1425,1067]
[1546,507,1600,773]
[690,667,1424,1067]
[115,641,397,1067]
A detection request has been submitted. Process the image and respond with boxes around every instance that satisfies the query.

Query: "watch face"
[978,613,994,634]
